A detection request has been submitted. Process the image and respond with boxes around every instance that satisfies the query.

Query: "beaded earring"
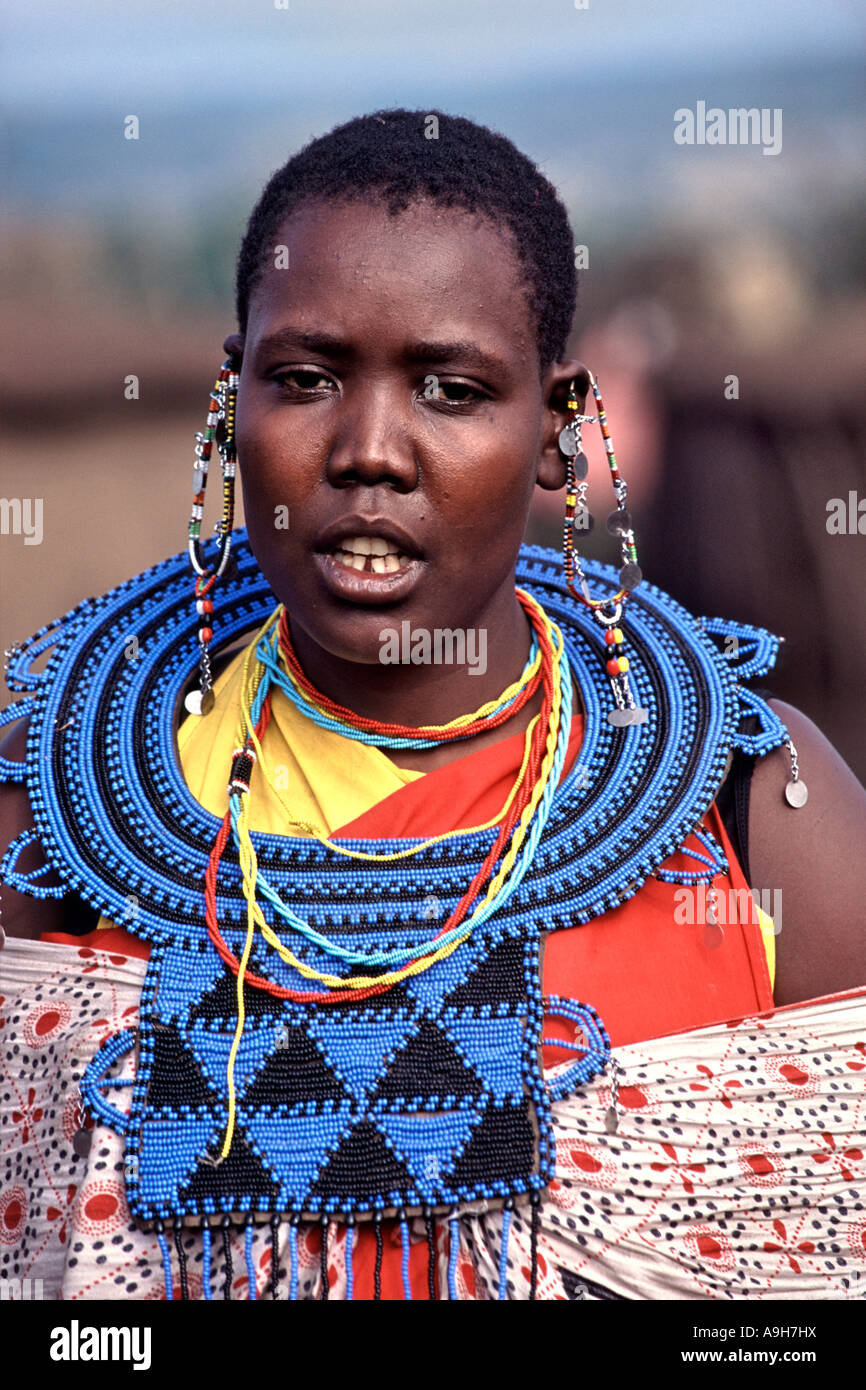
[559,371,647,727]
[185,357,240,715]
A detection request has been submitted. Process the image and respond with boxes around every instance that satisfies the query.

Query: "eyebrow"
[252,326,509,376]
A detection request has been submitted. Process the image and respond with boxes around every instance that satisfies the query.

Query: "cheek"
[236,407,313,519]
[234,385,258,457]
[445,451,534,539]
[238,463,289,554]
[236,400,279,485]
[236,387,294,469]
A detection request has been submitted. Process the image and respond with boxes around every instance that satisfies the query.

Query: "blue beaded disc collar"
[1,534,790,1237]
[1,533,789,939]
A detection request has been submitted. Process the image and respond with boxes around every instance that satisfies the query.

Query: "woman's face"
[226,196,576,669]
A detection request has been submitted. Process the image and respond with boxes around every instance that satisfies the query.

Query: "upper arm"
[0,714,69,939]
[747,699,866,1007]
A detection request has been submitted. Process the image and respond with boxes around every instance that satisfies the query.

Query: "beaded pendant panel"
[1,535,789,1230]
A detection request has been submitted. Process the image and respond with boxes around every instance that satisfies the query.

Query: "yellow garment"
[96,638,776,991]
[172,639,424,835]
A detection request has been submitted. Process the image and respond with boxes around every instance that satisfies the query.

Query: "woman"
[2,108,865,1301]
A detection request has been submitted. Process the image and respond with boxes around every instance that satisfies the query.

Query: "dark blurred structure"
[641,327,866,781]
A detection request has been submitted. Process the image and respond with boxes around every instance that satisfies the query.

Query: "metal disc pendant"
[574,509,594,534]
[607,706,648,727]
[619,562,643,590]
[573,451,589,481]
[785,779,808,808]
[558,424,578,456]
[703,922,725,950]
[607,508,633,536]
[604,1107,619,1135]
[72,1128,93,1157]
[184,688,215,717]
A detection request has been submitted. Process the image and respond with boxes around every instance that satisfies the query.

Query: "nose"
[325,382,419,492]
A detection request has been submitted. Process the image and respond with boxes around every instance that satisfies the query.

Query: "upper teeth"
[331,535,412,574]
[339,535,398,556]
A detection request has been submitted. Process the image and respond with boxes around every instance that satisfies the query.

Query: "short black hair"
[235,107,578,376]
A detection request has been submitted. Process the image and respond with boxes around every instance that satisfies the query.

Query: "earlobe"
[536,358,591,492]
[536,441,568,492]
[223,331,245,361]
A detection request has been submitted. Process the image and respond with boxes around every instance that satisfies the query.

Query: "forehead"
[246,197,537,364]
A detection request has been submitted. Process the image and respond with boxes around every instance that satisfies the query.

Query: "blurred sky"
[2,0,864,242]
[4,0,864,107]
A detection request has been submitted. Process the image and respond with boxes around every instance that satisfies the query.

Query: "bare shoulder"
[0,714,69,939]
[747,699,866,1006]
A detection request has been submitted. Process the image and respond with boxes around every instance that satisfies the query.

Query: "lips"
[311,515,426,605]
[313,550,425,605]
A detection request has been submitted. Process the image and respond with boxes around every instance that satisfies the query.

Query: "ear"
[223,331,245,363]
[536,359,592,491]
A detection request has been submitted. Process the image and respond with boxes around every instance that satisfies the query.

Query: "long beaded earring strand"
[559,371,647,727]
[185,357,239,715]
[559,372,636,1142]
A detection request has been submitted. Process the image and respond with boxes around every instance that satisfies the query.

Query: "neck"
[286,586,576,774]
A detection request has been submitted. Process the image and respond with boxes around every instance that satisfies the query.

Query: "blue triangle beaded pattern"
[0,533,789,1223]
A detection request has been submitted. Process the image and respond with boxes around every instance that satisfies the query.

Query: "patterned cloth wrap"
[1,938,864,1300]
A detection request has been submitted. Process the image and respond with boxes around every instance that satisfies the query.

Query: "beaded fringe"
[159,1208,530,1301]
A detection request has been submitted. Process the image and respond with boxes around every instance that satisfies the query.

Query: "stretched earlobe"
[223,331,245,363]
[536,446,568,492]
[537,360,591,491]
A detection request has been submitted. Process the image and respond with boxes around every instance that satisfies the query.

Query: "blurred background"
[1,0,864,776]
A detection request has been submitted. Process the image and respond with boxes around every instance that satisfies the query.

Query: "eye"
[273,368,336,393]
[423,377,486,406]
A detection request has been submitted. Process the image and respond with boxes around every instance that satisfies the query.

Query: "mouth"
[325,534,416,576]
[312,522,426,605]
